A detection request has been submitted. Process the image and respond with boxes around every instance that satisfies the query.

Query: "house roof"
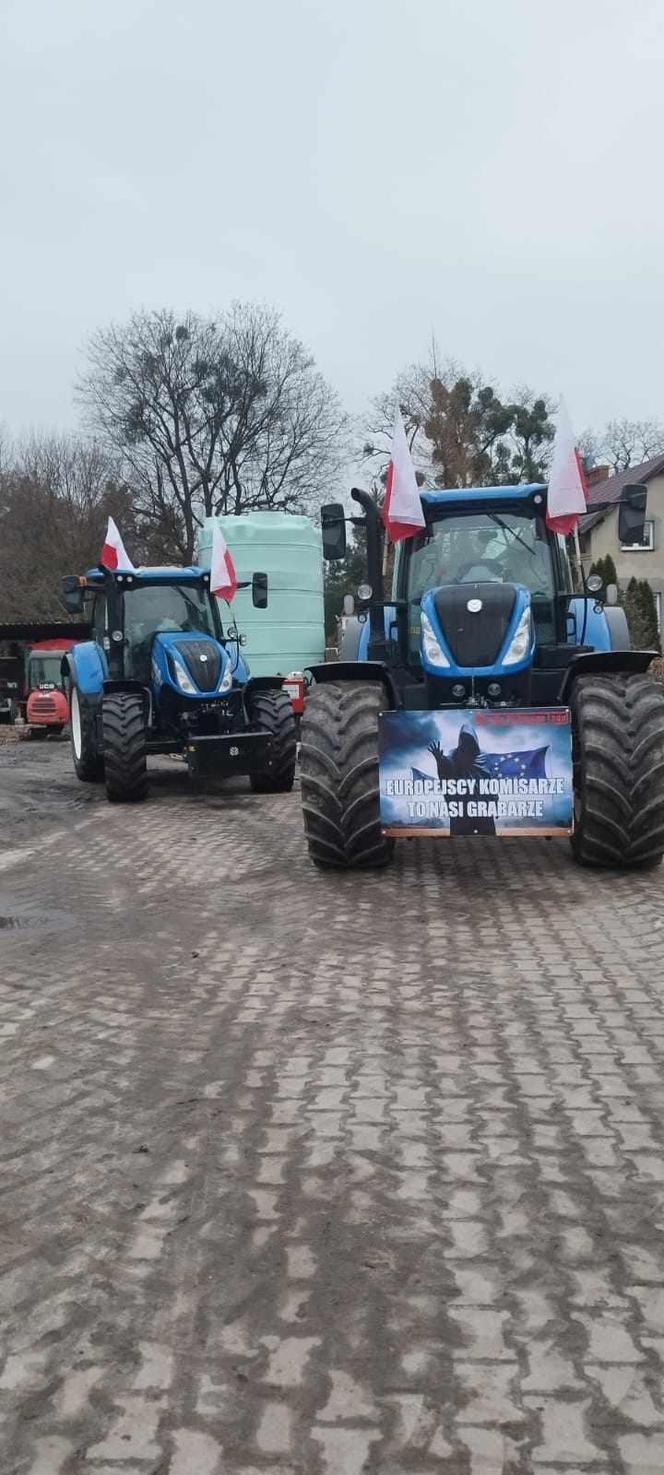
[586,454,664,506]
[581,453,664,532]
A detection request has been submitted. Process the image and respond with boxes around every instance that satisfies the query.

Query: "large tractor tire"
[70,686,104,783]
[102,692,148,803]
[300,680,394,869]
[571,672,664,868]
[249,689,297,793]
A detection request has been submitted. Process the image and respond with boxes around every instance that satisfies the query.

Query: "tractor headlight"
[420,610,450,669]
[219,663,233,693]
[173,659,197,694]
[503,606,533,666]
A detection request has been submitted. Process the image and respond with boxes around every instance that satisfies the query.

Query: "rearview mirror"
[618,483,647,546]
[321,503,347,562]
[61,575,84,615]
[252,572,268,609]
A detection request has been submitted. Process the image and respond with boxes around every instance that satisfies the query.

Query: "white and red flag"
[99,516,135,570]
[210,522,238,602]
[382,409,425,543]
[546,401,587,535]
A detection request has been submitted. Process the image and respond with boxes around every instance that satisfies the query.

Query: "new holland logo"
[199,653,208,662]
[467,598,483,613]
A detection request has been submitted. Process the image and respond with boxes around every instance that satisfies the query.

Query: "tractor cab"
[27,648,68,693]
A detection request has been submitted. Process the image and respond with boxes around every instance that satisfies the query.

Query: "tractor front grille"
[31,697,57,714]
[432,583,517,669]
[173,639,221,693]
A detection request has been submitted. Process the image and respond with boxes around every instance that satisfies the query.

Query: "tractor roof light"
[420,609,450,669]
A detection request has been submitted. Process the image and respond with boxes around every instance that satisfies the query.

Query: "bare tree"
[78,305,347,561]
[0,432,154,620]
[597,418,664,473]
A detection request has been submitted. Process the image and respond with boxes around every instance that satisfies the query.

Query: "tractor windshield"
[28,655,64,689]
[405,510,557,658]
[407,511,555,603]
[123,583,219,643]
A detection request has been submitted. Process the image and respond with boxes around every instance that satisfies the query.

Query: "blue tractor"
[61,563,296,803]
[301,482,664,869]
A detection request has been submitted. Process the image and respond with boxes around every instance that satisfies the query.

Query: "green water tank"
[197,512,325,677]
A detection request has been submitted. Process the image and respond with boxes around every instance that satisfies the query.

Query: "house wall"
[585,474,664,625]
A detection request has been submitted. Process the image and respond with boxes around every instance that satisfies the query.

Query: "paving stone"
[618,1431,664,1472]
[312,1425,380,1474]
[255,1401,292,1454]
[169,1427,222,1474]
[526,1396,603,1465]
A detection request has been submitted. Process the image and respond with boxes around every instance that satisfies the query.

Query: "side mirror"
[252,572,268,609]
[61,575,84,615]
[321,503,347,562]
[618,483,647,546]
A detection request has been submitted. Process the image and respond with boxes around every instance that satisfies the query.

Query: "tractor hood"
[420,582,535,678]
[151,630,234,698]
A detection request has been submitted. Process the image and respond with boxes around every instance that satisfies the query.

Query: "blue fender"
[357,607,395,662]
[568,598,611,653]
[228,648,250,685]
[63,640,108,699]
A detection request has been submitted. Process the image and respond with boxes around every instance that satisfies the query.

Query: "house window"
[620,518,655,551]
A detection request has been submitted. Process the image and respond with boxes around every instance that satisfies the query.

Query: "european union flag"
[479,746,548,780]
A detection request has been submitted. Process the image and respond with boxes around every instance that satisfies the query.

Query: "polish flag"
[546,401,587,535]
[382,409,425,543]
[99,516,135,570]
[210,522,238,602]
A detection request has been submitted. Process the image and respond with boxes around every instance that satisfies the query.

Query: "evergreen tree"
[624,577,660,651]
[588,553,618,589]
[637,579,660,651]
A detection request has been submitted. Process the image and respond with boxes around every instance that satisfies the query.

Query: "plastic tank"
[197,512,325,677]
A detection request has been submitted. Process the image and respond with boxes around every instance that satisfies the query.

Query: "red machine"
[0,624,89,737]
[22,640,75,736]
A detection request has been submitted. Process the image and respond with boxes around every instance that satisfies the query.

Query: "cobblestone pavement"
[2,749,664,1474]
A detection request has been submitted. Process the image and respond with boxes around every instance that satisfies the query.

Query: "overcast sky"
[1,0,663,445]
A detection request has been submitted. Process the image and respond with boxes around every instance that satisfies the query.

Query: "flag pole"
[573,524,583,590]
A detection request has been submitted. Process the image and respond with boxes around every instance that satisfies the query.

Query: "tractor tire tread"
[249,690,297,793]
[300,680,394,869]
[103,692,148,803]
[572,672,664,868]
